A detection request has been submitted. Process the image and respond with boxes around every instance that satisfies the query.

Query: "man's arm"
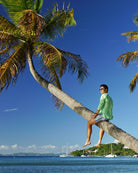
[93,110,100,118]
[94,95,105,117]
[92,95,105,119]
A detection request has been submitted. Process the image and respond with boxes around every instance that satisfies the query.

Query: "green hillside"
[70,143,137,156]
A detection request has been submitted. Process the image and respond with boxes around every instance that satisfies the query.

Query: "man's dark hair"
[100,84,108,92]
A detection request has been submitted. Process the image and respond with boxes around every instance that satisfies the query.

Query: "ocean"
[0,156,137,173]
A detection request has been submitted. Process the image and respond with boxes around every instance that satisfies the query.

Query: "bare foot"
[83,141,91,147]
[95,143,101,148]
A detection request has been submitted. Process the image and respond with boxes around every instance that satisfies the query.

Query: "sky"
[0,0,138,154]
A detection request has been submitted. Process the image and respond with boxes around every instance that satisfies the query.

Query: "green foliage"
[0,0,34,12]
[117,51,138,92]
[42,3,76,40]
[34,0,43,13]
[0,0,43,24]
[0,43,27,91]
[134,14,138,25]
[0,15,25,43]
[117,13,138,92]
[0,1,88,109]
[18,10,45,41]
[71,150,83,156]
[70,143,137,156]
[57,49,88,83]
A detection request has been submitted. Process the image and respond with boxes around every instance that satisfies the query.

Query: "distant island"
[0,143,137,157]
[70,143,138,157]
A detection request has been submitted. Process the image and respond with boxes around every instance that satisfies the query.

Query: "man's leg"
[83,117,97,147]
[96,128,104,147]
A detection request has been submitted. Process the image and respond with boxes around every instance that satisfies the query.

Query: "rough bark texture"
[97,121,138,153]
[27,51,138,153]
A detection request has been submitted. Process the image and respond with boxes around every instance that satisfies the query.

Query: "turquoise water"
[0,156,137,173]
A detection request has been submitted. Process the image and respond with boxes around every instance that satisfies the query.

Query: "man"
[83,84,113,147]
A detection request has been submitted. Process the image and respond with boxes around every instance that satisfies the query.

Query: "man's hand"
[91,114,97,119]
[92,110,100,119]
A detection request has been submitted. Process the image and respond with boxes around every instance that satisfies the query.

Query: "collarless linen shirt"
[97,93,113,120]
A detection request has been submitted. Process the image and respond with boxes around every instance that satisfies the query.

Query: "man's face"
[100,87,107,94]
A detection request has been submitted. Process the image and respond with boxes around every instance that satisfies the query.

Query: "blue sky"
[0,0,138,154]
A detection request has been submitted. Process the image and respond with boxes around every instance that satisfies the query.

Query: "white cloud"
[11,144,57,153]
[41,145,56,150]
[0,145,9,150]
[28,145,37,149]
[0,144,80,154]
[11,144,18,149]
[3,108,18,112]
[69,144,80,150]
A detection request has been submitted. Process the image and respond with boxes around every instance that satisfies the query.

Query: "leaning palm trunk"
[27,50,138,153]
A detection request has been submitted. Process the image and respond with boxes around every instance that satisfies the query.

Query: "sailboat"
[81,150,87,157]
[59,153,68,157]
[105,143,117,158]
[59,145,70,157]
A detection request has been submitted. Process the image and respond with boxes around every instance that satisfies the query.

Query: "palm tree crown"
[117,14,138,92]
[0,0,88,108]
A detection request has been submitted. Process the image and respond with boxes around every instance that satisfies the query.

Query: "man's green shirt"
[97,93,113,120]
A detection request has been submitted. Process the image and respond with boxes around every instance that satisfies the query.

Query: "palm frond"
[42,3,76,40]
[0,0,44,23]
[0,23,24,54]
[0,31,19,50]
[116,51,138,66]
[57,49,88,83]
[0,11,45,41]
[34,41,67,79]
[0,0,34,11]
[0,43,27,92]
[0,15,26,42]
[48,66,64,110]
[34,41,66,109]
[117,52,138,92]
[0,15,17,32]
[18,10,45,41]
[35,41,88,83]
[34,0,43,13]
[129,72,138,92]
[133,14,138,25]
[0,0,43,13]
[122,31,138,42]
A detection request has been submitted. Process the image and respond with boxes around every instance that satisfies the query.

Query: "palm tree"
[0,0,138,153]
[117,15,138,92]
[0,0,88,109]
